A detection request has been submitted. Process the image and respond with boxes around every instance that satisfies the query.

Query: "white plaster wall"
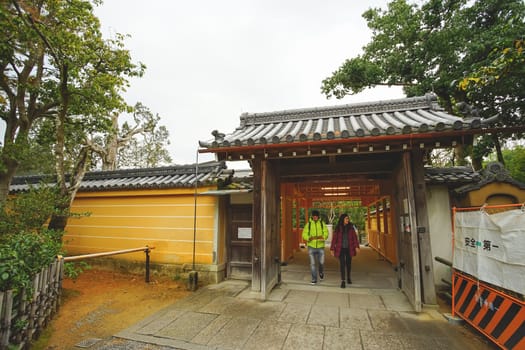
[427,185,453,288]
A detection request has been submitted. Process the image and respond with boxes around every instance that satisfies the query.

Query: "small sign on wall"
[238,227,252,239]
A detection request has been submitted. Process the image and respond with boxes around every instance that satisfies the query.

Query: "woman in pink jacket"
[330,213,360,288]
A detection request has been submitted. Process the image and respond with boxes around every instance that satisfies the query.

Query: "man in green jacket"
[302,210,329,285]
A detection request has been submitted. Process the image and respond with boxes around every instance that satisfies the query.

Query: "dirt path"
[31,269,190,350]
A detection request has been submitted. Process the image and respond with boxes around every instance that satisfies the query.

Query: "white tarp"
[454,208,525,295]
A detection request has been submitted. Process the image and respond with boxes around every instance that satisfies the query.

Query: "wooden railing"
[0,246,154,349]
[63,246,155,283]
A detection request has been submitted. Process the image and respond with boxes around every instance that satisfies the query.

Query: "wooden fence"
[0,246,154,349]
[0,259,64,350]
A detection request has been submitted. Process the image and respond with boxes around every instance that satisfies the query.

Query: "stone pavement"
[83,247,497,350]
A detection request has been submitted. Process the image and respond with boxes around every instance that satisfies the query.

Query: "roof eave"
[198,129,477,155]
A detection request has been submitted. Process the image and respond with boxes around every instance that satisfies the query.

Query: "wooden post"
[251,157,262,292]
[1,290,13,348]
[411,149,436,305]
[145,247,151,283]
[403,152,422,312]
[187,271,198,291]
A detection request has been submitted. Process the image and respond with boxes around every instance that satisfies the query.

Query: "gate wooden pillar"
[251,158,281,299]
[252,158,262,292]
[394,152,422,312]
[411,150,436,305]
[281,183,294,262]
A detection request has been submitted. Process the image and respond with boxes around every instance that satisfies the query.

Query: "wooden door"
[228,204,252,279]
[394,152,422,312]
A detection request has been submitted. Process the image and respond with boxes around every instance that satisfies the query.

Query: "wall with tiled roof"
[9,161,230,193]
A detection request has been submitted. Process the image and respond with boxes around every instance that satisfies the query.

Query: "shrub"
[0,230,63,292]
[0,186,65,292]
[0,184,59,236]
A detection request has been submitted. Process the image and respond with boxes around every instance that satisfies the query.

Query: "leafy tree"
[459,40,525,93]
[90,102,172,170]
[17,102,172,173]
[459,38,525,167]
[14,120,57,176]
[0,186,63,291]
[1,1,145,231]
[502,146,525,183]
[321,0,525,168]
[0,185,59,237]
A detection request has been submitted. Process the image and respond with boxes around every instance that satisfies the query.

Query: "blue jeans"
[308,247,325,282]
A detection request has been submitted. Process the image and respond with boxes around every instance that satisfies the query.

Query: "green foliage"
[346,206,367,233]
[0,0,145,203]
[92,102,173,170]
[0,185,59,235]
[321,0,525,164]
[471,136,496,163]
[293,201,367,232]
[63,261,91,280]
[13,319,28,332]
[502,146,525,183]
[459,40,525,93]
[0,187,64,292]
[17,117,87,175]
[309,200,367,232]
[0,230,63,292]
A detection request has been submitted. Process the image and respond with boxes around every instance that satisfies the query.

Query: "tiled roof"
[199,94,487,150]
[223,169,253,191]
[9,161,230,193]
[453,162,525,194]
[424,166,480,185]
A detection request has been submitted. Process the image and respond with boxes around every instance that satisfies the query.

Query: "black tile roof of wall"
[424,166,480,185]
[9,161,230,193]
[452,162,525,194]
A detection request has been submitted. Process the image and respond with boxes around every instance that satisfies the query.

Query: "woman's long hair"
[336,213,349,231]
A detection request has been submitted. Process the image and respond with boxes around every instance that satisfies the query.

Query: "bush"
[0,184,59,235]
[0,230,63,292]
[0,186,65,292]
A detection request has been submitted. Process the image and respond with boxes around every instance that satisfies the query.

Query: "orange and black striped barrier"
[453,270,524,349]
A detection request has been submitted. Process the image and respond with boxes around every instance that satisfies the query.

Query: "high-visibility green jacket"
[302,218,328,248]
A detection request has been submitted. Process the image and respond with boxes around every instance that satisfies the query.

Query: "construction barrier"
[453,270,525,349]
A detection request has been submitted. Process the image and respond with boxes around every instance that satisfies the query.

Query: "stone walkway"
[83,247,497,350]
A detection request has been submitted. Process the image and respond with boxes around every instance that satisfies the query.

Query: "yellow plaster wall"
[64,186,219,266]
[461,183,525,207]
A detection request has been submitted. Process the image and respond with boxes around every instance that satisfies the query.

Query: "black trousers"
[339,248,352,280]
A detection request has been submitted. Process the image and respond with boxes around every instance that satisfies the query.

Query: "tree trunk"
[101,114,119,171]
[453,144,469,166]
[0,158,18,203]
[48,212,69,232]
[492,134,505,166]
[472,156,483,171]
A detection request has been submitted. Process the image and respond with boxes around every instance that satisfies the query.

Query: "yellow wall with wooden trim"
[459,183,525,207]
[64,186,221,266]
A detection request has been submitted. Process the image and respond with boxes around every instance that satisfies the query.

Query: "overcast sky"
[92,0,404,166]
